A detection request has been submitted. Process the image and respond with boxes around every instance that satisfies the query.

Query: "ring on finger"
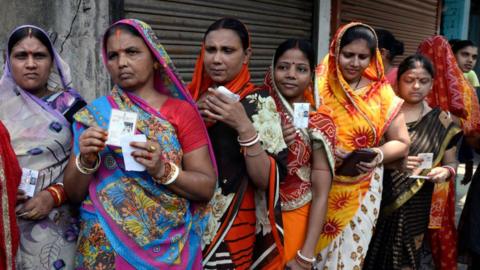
[148,145,156,153]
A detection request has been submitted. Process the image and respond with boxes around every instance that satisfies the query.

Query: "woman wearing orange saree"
[314,22,410,269]
[188,18,286,269]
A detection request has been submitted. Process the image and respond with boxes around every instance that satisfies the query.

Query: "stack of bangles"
[295,250,316,269]
[75,153,101,174]
[442,165,456,179]
[153,162,179,185]
[45,183,67,207]
[237,132,260,147]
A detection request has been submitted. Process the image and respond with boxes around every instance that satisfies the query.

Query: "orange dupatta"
[314,22,403,252]
[188,44,256,101]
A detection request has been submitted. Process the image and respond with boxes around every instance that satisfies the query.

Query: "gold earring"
[153,62,160,70]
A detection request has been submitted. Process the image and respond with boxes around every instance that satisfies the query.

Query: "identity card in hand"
[120,134,147,171]
[19,168,39,197]
[107,109,138,147]
[216,86,240,102]
[417,153,433,169]
[293,103,310,129]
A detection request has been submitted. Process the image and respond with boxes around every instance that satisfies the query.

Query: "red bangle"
[46,184,67,207]
[442,165,456,180]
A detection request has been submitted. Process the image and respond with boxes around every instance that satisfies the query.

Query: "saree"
[188,30,286,270]
[0,25,86,270]
[0,122,21,270]
[314,22,403,269]
[261,68,336,262]
[73,19,214,270]
[364,108,461,270]
[417,36,480,136]
[418,36,480,270]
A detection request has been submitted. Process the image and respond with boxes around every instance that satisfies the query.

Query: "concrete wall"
[0,0,111,101]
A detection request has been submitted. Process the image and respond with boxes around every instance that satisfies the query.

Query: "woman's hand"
[130,140,166,179]
[334,148,348,168]
[197,92,217,124]
[282,122,297,146]
[426,167,451,183]
[202,88,252,132]
[17,190,54,220]
[79,127,108,166]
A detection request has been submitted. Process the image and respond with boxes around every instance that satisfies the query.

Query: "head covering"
[0,25,78,126]
[417,36,480,135]
[188,20,256,101]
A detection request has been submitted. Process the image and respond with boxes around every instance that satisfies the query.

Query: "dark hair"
[375,28,404,61]
[273,39,315,71]
[340,25,377,56]
[449,39,477,54]
[103,23,142,49]
[8,27,54,59]
[397,54,435,82]
[204,18,249,50]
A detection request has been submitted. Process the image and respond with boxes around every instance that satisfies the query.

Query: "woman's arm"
[378,112,410,163]
[202,90,272,190]
[357,112,410,173]
[64,127,107,204]
[135,145,216,202]
[292,147,332,265]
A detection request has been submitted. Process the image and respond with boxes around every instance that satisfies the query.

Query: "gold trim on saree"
[0,156,13,270]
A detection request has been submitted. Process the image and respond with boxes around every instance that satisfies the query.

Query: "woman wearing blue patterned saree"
[63,19,216,269]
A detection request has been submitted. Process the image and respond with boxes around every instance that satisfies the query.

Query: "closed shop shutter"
[337,0,441,64]
[122,0,314,85]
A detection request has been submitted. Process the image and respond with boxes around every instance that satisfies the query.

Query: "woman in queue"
[0,25,86,269]
[63,19,216,269]
[313,22,410,269]
[189,18,286,269]
[262,38,336,269]
[364,54,461,270]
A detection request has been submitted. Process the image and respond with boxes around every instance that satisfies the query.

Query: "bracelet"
[295,250,316,268]
[152,162,180,185]
[372,148,384,165]
[237,133,258,144]
[238,134,260,147]
[75,153,101,174]
[442,165,456,179]
[46,184,67,207]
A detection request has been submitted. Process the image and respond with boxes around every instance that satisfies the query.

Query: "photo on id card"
[107,109,138,147]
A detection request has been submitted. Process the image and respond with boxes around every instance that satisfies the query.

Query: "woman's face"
[274,48,311,101]
[203,28,251,84]
[9,36,53,93]
[455,45,478,73]
[338,39,372,84]
[397,62,433,104]
[105,30,156,92]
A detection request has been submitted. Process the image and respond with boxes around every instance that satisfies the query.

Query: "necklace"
[417,101,425,122]
[352,77,362,90]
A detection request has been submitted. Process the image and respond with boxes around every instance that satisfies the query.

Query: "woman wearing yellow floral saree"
[314,22,410,269]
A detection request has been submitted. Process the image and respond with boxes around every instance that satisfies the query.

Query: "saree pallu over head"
[0,122,21,270]
[73,19,214,270]
[262,67,336,211]
[418,36,480,136]
[314,22,403,252]
[0,25,84,189]
[187,22,256,101]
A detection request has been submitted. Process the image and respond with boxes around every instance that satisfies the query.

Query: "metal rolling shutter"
[338,0,441,65]
[123,0,314,85]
